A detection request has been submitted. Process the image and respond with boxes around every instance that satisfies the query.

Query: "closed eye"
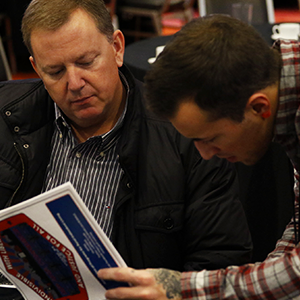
[202,138,215,144]
[51,69,62,75]
[48,68,64,78]
[78,61,93,67]
[77,54,99,67]
[193,137,215,144]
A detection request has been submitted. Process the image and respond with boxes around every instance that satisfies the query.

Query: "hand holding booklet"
[0,182,127,300]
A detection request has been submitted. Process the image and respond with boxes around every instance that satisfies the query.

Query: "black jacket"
[0,66,252,271]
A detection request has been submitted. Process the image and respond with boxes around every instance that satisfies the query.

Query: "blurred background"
[0,0,299,79]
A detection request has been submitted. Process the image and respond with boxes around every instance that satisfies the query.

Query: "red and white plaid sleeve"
[181,243,300,299]
[180,169,300,299]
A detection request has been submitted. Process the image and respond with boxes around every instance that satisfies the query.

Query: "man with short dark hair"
[98,15,300,299]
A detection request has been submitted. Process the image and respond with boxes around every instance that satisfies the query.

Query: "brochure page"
[0,182,127,300]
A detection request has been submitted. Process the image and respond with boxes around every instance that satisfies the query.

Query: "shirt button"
[76,152,82,158]
[99,151,105,157]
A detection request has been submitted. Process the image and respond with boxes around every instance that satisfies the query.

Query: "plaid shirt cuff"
[181,271,206,300]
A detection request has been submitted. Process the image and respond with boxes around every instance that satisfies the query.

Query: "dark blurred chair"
[105,0,117,18]
[119,0,195,40]
[198,0,275,24]
[0,287,23,300]
[0,35,12,81]
[1,0,32,73]
[0,273,23,300]
[0,13,16,74]
[105,0,119,29]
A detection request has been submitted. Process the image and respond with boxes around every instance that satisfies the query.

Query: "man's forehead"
[174,101,210,123]
[170,101,212,138]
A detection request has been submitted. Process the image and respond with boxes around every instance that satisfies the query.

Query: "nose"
[67,67,85,92]
[193,140,220,160]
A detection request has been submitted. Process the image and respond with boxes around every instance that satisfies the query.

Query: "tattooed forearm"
[150,269,182,300]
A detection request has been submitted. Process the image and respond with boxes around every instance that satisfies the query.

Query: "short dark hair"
[22,0,114,56]
[145,14,281,122]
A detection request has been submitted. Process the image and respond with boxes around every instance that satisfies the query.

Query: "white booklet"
[0,182,127,300]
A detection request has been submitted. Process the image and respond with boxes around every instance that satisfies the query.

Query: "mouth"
[225,156,238,163]
[71,96,92,105]
[217,155,237,163]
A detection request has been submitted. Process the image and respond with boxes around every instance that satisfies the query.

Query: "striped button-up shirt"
[180,40,300,299]
[43,75,128,239]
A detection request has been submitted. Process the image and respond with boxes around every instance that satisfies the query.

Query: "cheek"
[91,63,116,87]
[41,75,62,92]
[44,82,66,105]
[193,141,201,152]
[219,136,242,153]
[228,133,255,157]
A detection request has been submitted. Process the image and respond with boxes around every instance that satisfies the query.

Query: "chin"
[242,160,257,166]
[242,155,264,166]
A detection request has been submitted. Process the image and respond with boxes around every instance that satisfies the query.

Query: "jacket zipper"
[5,143,25,208]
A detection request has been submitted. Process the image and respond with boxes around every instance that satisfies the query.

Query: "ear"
[112,30,125,68]
[29,56,40,77]
[247,92,271,119]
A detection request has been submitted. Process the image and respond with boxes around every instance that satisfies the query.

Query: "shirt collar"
[273,40,300,139]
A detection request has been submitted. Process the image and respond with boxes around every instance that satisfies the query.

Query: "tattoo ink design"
[153,269,181,299]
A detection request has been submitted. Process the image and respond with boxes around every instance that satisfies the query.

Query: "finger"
[98,268,155,286]
[98,267,134,283]
[105,285,163,300]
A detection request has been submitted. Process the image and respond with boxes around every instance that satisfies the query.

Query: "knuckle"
[139,273,155,285]
[140,288,157,300]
